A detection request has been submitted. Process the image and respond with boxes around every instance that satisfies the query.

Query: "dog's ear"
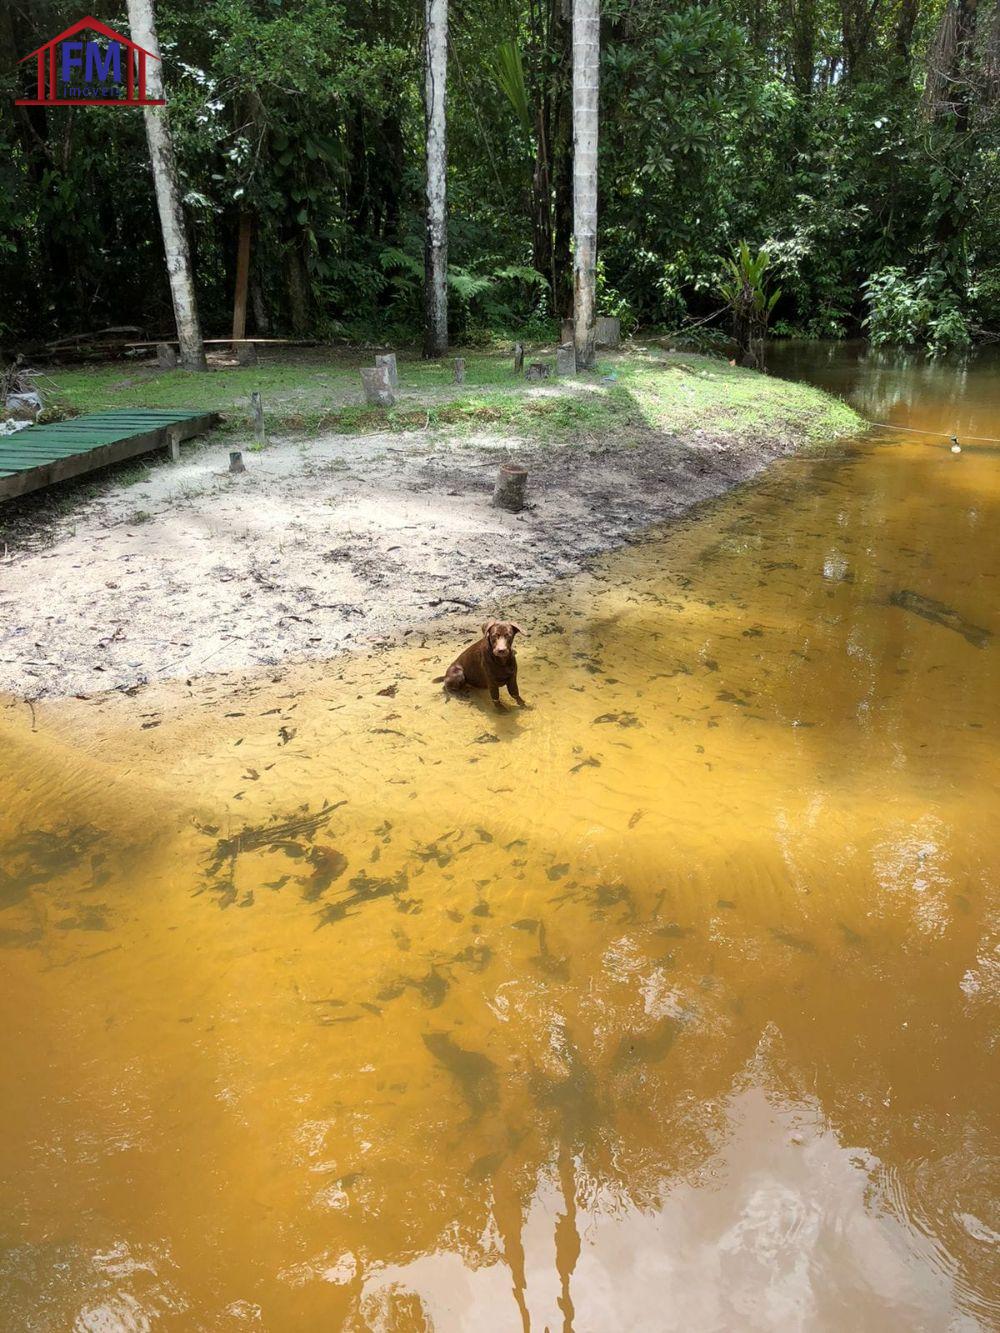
[481,618,497,635]
[510,622,524,637]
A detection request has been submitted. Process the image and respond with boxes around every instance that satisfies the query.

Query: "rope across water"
[867,420,1000,445]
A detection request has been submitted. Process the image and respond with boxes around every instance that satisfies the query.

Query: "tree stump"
[493,464,528,512]
[156,342,177,370]
[361,366,395,407]
[595,316,621,348]
[236,342,257,366]
[525,361,551,382]
[556,343,577,376]
[513,342,525,373]
[453,357,466,384]
[251,390,266,446]
[739,339,765,371]
[375,352,398,388]
[229,450,246,474]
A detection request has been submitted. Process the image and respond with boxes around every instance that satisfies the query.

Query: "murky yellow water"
[2,347,998,1330]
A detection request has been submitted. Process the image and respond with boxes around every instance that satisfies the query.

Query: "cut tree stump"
[525,362,551,382]
[453,357,466,383]
[156,342,177,370]
[556,344,577,376]
[236,342,257,366]
[595,316,621,348]
[229,450,246,474]
[375,353,398,388]
[513,342,525,373]
[493,464,528,512]
[251,391,266,446]
[361,366,396,407]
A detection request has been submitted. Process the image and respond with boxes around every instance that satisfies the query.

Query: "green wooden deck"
[0,408,217,501]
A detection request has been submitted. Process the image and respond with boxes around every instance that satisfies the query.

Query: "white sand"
[0,420,799,698]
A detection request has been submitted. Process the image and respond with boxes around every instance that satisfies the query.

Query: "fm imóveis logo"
[16,16,163,108]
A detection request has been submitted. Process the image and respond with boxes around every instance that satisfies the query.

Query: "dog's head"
[482,619,522,663]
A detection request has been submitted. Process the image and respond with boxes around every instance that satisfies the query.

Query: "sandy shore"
[0,408,839,699]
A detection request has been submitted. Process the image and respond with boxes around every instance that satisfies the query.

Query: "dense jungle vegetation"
[1,0,998,352]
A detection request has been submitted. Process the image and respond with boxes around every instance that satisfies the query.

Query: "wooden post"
[232,212,252,353]
[229,450,246,474]
[595,316,621,348]
[513,342,525,373]
[493,464,528,511]
[453,357,466,384]
[251,391,266,446]
[167,425,181,462]
[361,366,396,406]
[156,342,177,369]
[375,352,398,388]
[556,344,576,376]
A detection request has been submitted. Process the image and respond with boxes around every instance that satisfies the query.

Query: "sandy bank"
[0,355,858,699]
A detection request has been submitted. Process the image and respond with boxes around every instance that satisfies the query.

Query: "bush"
[862,267,972,355]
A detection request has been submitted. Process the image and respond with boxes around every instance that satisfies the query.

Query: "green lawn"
[39,345,861,445]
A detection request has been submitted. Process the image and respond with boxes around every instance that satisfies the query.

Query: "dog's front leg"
[489,684,507,711]
[507,671,526,706]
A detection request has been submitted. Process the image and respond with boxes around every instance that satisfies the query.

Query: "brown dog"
[440,619,525,710]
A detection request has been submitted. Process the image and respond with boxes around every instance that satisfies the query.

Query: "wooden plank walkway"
[0,408,216,501]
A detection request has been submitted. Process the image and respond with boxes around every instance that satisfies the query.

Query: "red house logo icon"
[16,16,164,108]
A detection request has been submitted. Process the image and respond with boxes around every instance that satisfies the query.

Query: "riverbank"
[0,345,860,699]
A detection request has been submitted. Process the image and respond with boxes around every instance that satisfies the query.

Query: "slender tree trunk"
[551,0,574,317]
[531,111,554,297]
[126,0,206,370]
[926,0,980,271]
[250,269,270,335]
[894,0,919,72]
[791,0,816,93]
[423,0,448,357]
[572,0,599,368]
[284,240,311,335]
[231,211,252,343]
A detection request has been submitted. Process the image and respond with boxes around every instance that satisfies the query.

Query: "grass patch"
[39,345,861,447]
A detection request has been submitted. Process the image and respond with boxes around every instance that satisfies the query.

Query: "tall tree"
[424,0,449,357]
[125,0,206,370]
[551,0,575,319]
[572,0,599,368]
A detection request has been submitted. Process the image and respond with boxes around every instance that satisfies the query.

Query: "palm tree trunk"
[572,0,599,369]
[423,0,449,357]
[126,0,206,371]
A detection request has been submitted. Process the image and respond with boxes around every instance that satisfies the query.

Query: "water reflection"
[0,344,998,1329]
[769,339,1000,443]
[360,1086,983,1332]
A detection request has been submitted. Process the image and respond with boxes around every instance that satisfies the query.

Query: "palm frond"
[493,41,533,138]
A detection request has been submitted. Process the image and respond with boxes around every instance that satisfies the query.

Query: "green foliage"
[862,267,973,354]
[718,243,781,361]
[1,0,998,353]
[719,243,781,324]
[492,42,533,138]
